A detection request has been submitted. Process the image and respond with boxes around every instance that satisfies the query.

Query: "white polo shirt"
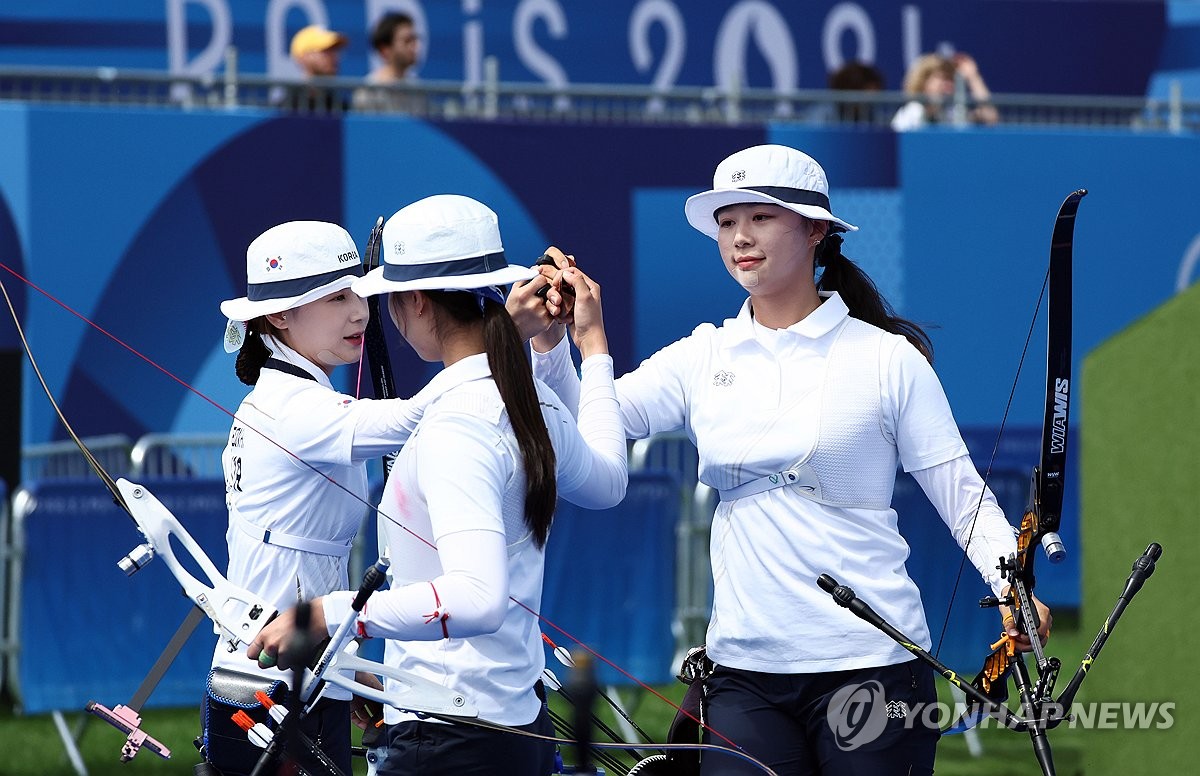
[533,293,1016,674]
[322,352,626,727]
[211,338,426,686]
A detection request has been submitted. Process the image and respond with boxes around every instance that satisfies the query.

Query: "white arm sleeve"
[533,326,696,442]
[531,334,581,418]
[345,374,456,460]
[911,455,1019,596]
[323,529,508,640]
[343,397,425,460]
[551,354,628,509]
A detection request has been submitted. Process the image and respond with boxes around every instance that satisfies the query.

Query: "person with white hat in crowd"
[248,195,627,775]
[525,144,1052,774]
[203,220,438,775]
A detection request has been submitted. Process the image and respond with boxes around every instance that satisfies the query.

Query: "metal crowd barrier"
[130,432,228,479]
[1,64,1197,133]
[19,435,133,482]
[10,428,1078,688]
[629,432,710,660]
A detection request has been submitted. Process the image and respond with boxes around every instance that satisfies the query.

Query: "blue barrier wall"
[5,108,1196,450]
[5,466,1077,715]
[541,471,680,686]
[11,479,229,714]
[9,467,1060,710]
[8,473,681,711]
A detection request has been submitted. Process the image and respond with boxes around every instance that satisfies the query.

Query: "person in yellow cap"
[282,24,349,113]
[291,25,347,77]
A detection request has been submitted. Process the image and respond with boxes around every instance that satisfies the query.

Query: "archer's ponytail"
[427,290,558,548]
[816,233,934,362]
[234,318,275,386]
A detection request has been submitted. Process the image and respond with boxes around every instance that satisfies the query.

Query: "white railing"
[130,432,228,479]
[1,64,1196,133]
[19,434,133,482]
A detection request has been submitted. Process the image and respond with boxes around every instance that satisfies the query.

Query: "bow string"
[938,189,1086,733]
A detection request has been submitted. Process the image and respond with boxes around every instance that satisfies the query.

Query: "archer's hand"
[562,266,608,360]
[506,246,575,342]
[998,590,1053,652]
[537,246,577,322]
[350,671,386,730]
[246,597,329,670]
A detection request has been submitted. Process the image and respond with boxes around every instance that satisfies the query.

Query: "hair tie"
[815,233,843,267]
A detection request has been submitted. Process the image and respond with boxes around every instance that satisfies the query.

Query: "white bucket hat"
[352,194,537,298]
[684,144,858,239]
[220,220,363,322]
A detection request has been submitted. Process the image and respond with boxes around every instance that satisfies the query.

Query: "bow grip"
[533,253,577,299]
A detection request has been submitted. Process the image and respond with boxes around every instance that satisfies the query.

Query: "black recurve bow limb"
[360,215,400,476]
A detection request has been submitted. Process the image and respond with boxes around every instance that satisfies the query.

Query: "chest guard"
[718,318,897,510]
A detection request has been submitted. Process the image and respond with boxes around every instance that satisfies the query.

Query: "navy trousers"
[377,705,556,775]
[699,660,938,776]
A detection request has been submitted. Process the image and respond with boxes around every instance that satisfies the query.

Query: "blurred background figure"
[354,13,425,113]
[892,52,999,131]
[291,24,346,79]
[829,61,886,124]
[283,24,349,113]
[368,13,420,84]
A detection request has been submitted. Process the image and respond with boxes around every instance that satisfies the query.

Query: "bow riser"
[114,478,479,716]
[117,478,274,653]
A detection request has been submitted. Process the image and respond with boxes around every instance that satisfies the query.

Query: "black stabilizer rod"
[816,574,1026,729]
[1056,543,1162,708]
[352,558,390,612]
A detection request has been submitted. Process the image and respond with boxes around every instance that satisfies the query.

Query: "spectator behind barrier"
[280,24,349,114]
[353,12,426,113]
[830,61,886,123]
[892,52,999,131]
[802,61,886,126]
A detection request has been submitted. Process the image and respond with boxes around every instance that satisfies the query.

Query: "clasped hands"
[507,246,608,358]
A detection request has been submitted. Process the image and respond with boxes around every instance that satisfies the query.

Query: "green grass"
[1080,285,1198,776]
[0,620,1098,776]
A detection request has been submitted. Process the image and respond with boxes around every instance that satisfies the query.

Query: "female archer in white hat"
[527,144,1052,774]
[249,195,628,775]
[205,220,433,776]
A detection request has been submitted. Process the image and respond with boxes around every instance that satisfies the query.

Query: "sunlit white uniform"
[323,352,627,726]
[532,293,1017,674]
[212,336,426,688]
